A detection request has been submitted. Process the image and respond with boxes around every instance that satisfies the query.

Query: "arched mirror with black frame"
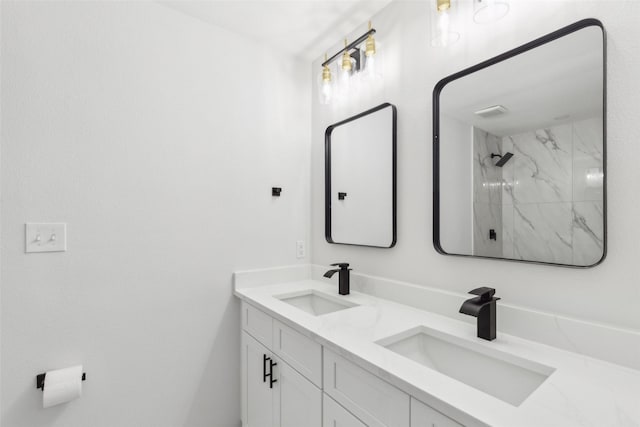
[433,19,606,268]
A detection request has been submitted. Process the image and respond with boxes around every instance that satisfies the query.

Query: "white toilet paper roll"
[43,365,83,408]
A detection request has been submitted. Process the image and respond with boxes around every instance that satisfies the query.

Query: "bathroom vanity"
[235,266,640,427]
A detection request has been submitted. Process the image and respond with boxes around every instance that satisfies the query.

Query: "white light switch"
[25,223,67,253]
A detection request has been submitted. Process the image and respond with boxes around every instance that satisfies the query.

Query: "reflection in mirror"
[434,20,605,267]
[325,103,397,248]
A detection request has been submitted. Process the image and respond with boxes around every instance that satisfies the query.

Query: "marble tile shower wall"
[472,128,504,257]
[500,117,604,265]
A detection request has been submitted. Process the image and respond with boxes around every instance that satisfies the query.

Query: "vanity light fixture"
[473,0,510,24]
[318,23,380,104]
[341,39,353,72]
[319,53,333,105]
[365,22,376,57]
[362,21,379,81]
[431,0,460,47]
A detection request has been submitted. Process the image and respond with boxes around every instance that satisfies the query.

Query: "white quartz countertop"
[234,279,640,427]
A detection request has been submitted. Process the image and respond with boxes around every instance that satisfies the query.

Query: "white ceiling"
[158,0,393,60]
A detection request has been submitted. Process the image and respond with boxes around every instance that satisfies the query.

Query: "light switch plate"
[25,223,67,253]
[296,240,305,259]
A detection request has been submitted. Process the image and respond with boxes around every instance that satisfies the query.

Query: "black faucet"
[323,263,351,295]
[459,287,500,341]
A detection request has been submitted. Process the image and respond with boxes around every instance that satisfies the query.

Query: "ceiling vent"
[474,105,508,118]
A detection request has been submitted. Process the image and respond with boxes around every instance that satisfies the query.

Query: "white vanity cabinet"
[411,398,463,427]
[241,303,322,427]
[323,348,410,427]
[240,301,466,427]
[241,332,276,427]
[274,359,322,427]
[323,393,367,427]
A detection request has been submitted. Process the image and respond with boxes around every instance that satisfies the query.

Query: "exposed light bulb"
[319,53,333,105]
[321,81,332,104]
[364,55,376,78]
[431,0,460,47]
[338,39,353,97]
[438,9,452,45]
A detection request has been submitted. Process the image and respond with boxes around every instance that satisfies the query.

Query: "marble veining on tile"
[474,202,503,257]
[572,117,604,202]
[512,202,573,264]
[509,125,573,204]
[572,201,604,265]
[473,127,503,257]
[493,117,604,265]
[473,128,503,205]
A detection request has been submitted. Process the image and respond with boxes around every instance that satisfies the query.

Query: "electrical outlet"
[25,223,67,253]
[296,240,306,259]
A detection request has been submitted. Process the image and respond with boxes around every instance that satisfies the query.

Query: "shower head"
[491,152,514,167]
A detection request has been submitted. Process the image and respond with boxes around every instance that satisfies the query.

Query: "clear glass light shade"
[362,46,383,84]
[473,0,510,24]
[430,0,460,47]
[317,65,335,105]
[337,56,355,99]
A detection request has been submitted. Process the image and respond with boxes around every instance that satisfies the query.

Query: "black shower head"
[491,152,514,167]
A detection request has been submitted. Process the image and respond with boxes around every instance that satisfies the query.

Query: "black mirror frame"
[325,102,398,248]
[432,19,607,268]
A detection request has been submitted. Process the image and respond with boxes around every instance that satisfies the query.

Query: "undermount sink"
[275,290,358,316]
[377,326,555,406]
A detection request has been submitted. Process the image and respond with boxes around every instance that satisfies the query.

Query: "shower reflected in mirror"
[433,19,606,267]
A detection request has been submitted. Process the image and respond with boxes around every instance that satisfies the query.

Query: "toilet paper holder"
[36,372,86,390]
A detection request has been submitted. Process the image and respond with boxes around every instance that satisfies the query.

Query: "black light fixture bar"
[321,29,376,67]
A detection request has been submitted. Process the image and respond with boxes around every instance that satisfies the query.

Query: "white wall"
[311,1,640,332]
[438,114,472,255]
[1,2,310,426]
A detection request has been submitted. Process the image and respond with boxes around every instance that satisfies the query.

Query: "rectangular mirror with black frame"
[325,103,397,248]
[433,19,606,267]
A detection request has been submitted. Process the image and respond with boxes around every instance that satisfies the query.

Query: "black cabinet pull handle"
[263,354,269,383]
[269,359,278,389]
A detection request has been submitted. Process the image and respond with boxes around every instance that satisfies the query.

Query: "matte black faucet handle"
[330,263,350,269]
[469,287,497,303]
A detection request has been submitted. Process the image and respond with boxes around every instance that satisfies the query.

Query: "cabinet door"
[410,398,463,427]
[324,349,410,427]
[323,393,367,427]
[273,358,322,427]
[242,332,274,427]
